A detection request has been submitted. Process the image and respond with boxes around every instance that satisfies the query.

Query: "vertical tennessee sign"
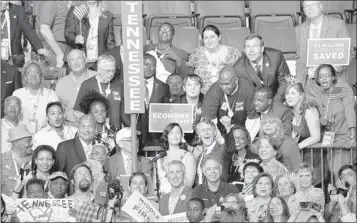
[122,1,145,113]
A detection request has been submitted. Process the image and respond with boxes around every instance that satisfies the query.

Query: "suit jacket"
[159,186,192,216]
[64,6,116,57]
[296,15,351,87]
[74,76,130,128]
[105,152,153,179]
[7,3,43,57]
[1,61,22,117]
[144,43,190,75]
[233,47,289,102]
[56,136,87,180]
[125,77,170,147]
[197,142,230,182]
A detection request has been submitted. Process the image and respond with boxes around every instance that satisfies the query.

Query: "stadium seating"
[143,1,194,39]
[150,27,200,54]
[194,1,246,31]
[320,1,355,21]
[258,27,297,60]
[249,1,300,33]
[219,27,251,53]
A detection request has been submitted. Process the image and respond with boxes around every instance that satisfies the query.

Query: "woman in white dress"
[157,123,196,194]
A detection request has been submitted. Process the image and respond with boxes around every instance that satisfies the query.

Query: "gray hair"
[97,54,116,67]
[4,96,21,108]
[66,49,87,63]
[23,60,43,76]
[166,160,186,175]
[195,117,217,134]
[78,114,96,125]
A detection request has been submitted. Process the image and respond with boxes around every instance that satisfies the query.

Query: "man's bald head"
[219,66,238,95]
[78,114,96,143]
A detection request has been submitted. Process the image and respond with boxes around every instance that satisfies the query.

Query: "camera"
[107,179,124,207]
[330,188,348,197]
[299,202,321,212]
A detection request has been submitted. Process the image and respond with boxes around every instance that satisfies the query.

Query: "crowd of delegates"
[1,0,357,222]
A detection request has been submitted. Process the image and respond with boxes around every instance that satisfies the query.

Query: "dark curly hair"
[160,123,186,151]
[31,145,57,175]
[78,90,110,115]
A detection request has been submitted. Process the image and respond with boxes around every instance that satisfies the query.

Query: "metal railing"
[301,143,356,190]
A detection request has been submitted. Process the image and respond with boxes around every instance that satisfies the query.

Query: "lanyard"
[224,94,236,118]
[27,88,41,119]
[96,77,111,98]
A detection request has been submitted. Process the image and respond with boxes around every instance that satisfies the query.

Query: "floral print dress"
[186,45,241,94]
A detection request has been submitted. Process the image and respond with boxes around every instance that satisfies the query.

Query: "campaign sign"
[122,191,163,222]
[163,212,189,222]
[307,38,351,66]
[149,103,194,133]
[16,199,76,222]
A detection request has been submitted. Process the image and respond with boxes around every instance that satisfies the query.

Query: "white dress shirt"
[12,88,59,134]
[32,124,77,151]
[79,137,92,160]
[121,151,132,175]
[145,77,154,100]
[197,141,217,184]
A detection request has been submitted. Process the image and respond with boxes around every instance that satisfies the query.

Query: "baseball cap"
[115,127,141,144]
[49,171,68,181]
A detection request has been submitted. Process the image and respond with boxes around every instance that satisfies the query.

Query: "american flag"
[73,4,88,21]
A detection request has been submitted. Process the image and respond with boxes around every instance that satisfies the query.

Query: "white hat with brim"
[7,125,32,143]
[115,127,141,144]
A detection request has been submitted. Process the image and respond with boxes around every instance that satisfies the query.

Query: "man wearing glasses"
[295,0,351,100]
[74,54,130,129]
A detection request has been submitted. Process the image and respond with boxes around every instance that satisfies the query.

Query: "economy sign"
[307,38,351,66]
[149,103,194,133]
[122,1,145,113]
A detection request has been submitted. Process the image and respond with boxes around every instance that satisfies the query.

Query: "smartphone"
[337,188,348,198]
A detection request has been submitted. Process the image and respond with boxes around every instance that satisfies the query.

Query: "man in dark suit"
[144,22,190,83]
[296,1,352,100]
[125,54,170,149]
[1,61,22,117]
[253,86,292,135]
[1,1,46,67]
[194,118,232,184]
[233,34,289,103]
[159,160,192,216]
[73,54,130,128]
[106,127,153,179]
[56,114,96,193]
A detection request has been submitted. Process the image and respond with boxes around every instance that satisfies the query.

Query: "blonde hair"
[259,113,285,141]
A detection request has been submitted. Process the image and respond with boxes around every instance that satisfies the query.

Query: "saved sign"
[307,38,351,66]
[149,103,194,133]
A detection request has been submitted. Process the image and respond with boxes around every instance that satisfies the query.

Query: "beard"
[79,179,91,192]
